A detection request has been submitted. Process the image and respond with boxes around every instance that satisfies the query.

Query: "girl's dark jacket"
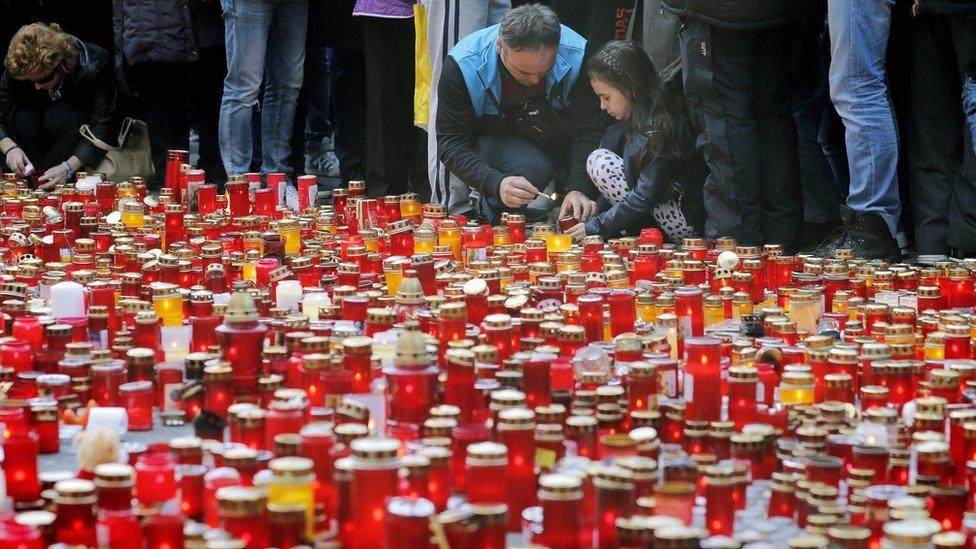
[583,118,708,239]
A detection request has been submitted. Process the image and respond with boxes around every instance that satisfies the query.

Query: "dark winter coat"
[661,0,811,30]
[112,0,224,71]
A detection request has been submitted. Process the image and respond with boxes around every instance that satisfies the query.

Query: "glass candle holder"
[653,481,696,526]
[384,496,435,549]
[143,511,185,549]
[217,485,270,548]
[226,181,250,217]
[268,457,317,538]
[94,463,134,511]
[538,474,583,549]
[135,451,178,505]
[607,290,637,338]
[674,286,704,338]
[684,337,722,422]
[466,441,508,503]
[120,380,154,431]
[2,409,40,503]
[704,474,735,536]
[594,466,635,547]
[53,479,97,547]
[350,438,401,547]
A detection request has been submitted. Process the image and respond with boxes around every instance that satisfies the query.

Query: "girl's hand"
[4,147,29,176]
[38,163,71,190]
[567,222,587,241]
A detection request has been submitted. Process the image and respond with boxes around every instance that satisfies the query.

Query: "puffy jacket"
[112,0,223,66]
[0,38,121,167]
[353,0,414,18]
[584,121,707,239]
[661,0,810,30]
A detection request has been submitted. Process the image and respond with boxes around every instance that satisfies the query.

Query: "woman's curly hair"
[4,22,78,81]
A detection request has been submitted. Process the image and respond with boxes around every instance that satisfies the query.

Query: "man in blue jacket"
[435,4,606,223]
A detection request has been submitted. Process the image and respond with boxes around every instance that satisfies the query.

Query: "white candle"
[276,280,302,312]
[301,293,331,321]
[161,325,192,362]
[49,281,86,318]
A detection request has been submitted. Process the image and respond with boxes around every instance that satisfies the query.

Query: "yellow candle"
[243,261,257,281]
[268,456,316,537]
[151,284,183,327]
[438,220,462,259]
[120,201,144,228]
[779,372,815,406]
[414,227,436,254]
[383,258,405,296]
[277,220,301,255]
[548,234,572,255]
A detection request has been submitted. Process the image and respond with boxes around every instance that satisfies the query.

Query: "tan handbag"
[79,117,155,182]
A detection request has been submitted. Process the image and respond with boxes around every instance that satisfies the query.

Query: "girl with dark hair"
[567,40,707,242]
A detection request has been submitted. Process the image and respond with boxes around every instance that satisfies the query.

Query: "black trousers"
[680,21,803,252]
[11,99,87,171]
[362,16,420,197]
[331,47,367,183]
[907,13,976,255]
[475,133,559,225]
[127,45,226,188]
[791,0,849,224]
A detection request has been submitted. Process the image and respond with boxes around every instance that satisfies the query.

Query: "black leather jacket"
[661,0,811,30]
[0,38,121,167]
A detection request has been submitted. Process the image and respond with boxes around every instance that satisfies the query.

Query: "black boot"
[841,206,900,261]
[812,206,854,258]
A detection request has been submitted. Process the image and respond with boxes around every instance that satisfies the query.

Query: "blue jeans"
[219,0,308,179]
[965,75,976,153]
[828,0,900,235]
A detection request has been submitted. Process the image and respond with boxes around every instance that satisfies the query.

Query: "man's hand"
[499,176,539,208]
[38,163,70,190]
[4,147,29,176]
[566,222,587,241]
[559,190,598,221]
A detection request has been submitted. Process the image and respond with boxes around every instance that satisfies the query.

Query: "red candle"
[135,452,178,505]
[929,485,967,531]
[120,381,153,431]
[607,290,636,338]
[218,486,270,548]
[674,286,704,338]
[445,348,477,424]
[215,292,268,396]
[197,183,218,214]
[577,293,604,342]
[53,479,97,546]
[384,497,435,549]
[704,473,735,536]
[497,408,536,531]
[539,474,583,549]
[466,441,508,503]
[2,408,40,503]
[143,511,185,549]
[349,438,401,548]
[626,362,658,411]
[95,463,135,511]
[96,510,143,547]
[594,467,635,547]
[683,337,722,422]
[226,181,250,217]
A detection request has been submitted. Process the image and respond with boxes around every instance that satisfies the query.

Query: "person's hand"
[559,190,598,221]
[38,162,70,190]
[499,176,539,208]
[4,147,29,176]
[567,222,587,241]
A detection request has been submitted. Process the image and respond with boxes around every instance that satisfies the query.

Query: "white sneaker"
[284,185,299,211]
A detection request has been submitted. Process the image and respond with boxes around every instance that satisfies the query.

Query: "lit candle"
[683,337,722,422]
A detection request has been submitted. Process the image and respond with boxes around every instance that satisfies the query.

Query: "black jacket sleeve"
[72,55,121,166]
[584,151,678,237]
[0,71,16,142]
[562,58,606,200]
[435,56,507,200]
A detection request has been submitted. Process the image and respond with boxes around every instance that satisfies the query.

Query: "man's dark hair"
[499,4,561,51]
